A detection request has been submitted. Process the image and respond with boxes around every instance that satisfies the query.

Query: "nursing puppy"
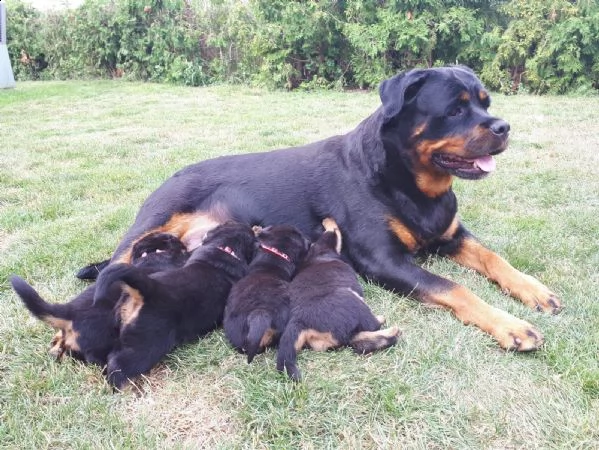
[224,225,310,362]
[93,221,256,389]
[277,219,400,381]
[10,232,189,366]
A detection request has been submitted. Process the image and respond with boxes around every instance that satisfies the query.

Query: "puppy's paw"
[48,331,65,360]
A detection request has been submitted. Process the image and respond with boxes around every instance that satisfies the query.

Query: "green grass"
[1,81,598,448]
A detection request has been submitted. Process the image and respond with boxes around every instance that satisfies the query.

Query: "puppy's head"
[131,232,189,271]
[379,66,509,185]
[255,224,311,264]
[202,221,257,264]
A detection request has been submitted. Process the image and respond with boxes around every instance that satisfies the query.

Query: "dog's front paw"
[491,315,544,351]
[506,273,562,315]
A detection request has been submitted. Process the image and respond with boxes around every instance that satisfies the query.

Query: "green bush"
[4,0,598,93]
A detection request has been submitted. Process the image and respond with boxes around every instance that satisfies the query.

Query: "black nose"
[490,119,510,136]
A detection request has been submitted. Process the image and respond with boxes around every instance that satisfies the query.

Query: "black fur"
[90,67,507,300]
[93,221,256,389]
[224,225,310,362]
[10,232,189,365]
[276,227,399,381]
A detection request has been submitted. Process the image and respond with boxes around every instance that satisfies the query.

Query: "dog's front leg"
[359,254,544,351]
[440,222,561,314]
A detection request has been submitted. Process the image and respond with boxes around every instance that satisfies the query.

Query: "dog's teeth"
[155,249,164,253]
[141,252,147,258]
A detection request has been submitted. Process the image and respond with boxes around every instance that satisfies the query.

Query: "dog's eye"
[448,106,464,117]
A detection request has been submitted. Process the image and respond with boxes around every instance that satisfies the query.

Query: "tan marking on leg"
[120,287,144,326]
[375,315,386,325]
[350,326,400,354]
[387,216,419,252]
[450,237,561,313]
[322,217,342,253]
[63,324,81,353]
[49,330,66,359]
[259,328,276,348]
[425,285,544,351]
[295,329,339,352]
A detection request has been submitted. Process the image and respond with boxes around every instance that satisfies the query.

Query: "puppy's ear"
[379,69,429,123]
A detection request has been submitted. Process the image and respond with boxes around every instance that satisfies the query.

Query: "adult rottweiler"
[278,219,400,381]
[93,221,256,389]
[224,224,310,362]
[10,232,189,365]
[81,66,560,351]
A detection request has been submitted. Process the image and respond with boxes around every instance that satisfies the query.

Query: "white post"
[0,1,16,89]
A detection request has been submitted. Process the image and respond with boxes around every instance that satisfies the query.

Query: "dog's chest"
[386,193,457,253]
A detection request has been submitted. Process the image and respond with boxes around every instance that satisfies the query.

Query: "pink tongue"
[473,155,496,172]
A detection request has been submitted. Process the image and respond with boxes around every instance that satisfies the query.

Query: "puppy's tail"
[10,275,71,326]
[244,310,272,363]
[276,321,302,381]
[94,263,156,306]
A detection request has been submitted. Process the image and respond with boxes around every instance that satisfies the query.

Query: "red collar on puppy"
[218,246,240,260]
[260,244,290,262]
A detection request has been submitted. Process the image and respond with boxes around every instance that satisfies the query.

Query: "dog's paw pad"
[505,326,543,352]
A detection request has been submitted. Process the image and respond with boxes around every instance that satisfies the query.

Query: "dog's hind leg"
[106,330,176,390]
[244,310,273,363]
[350,327,401,355]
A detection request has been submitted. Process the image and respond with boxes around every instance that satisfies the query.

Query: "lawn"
[0,81,598,449]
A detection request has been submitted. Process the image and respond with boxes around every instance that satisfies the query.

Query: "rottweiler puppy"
[80,66,559,352]
[277,219,400,381]
[10,232,189,366]
[224,225,310,362]
[93,221,256,389]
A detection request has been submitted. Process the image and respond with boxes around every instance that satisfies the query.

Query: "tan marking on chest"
[387,216,419,252]
[440,216,460,241]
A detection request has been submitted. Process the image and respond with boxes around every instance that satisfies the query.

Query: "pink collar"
[260,244,290,262]
[218,246,240,260]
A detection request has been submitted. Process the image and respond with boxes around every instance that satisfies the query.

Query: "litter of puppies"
[11,219,401,390]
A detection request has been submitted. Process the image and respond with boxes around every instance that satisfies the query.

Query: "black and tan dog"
[80,66,560,351]
[10,232,189,366]
[93,221,256,389]
[277,219,400,381]
[224,225,310,362]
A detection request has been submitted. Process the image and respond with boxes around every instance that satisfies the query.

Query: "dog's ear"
[379,69,429,122]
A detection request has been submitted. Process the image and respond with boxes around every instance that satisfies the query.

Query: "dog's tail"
[94,263,156,306]
[276,321,302,381]
[10,275,71,327]
[244,310,272,363]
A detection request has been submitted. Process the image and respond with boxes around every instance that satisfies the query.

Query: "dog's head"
[202,221,257,264]
[379,66,509,194]
[254,224,311,265]
[130,232,189,271]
